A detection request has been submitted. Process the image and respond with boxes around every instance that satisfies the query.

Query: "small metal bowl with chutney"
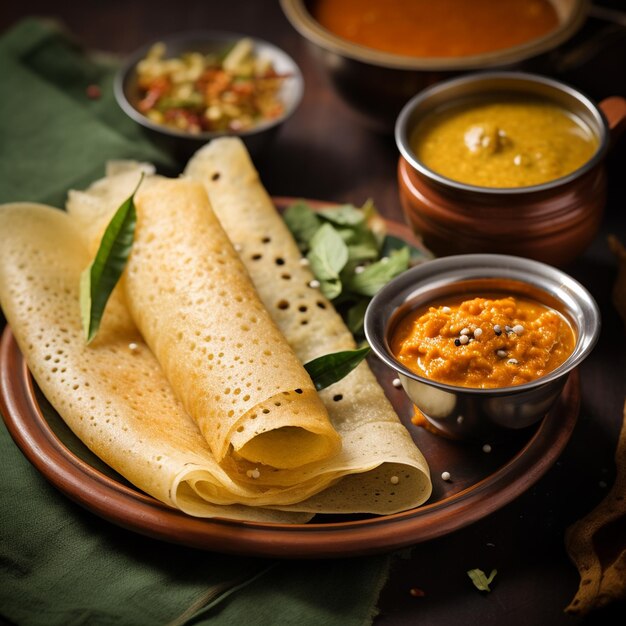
[364,254,600,440]
[395,72,626,266]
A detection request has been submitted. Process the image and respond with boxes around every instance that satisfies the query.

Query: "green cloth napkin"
[0,19,392,626]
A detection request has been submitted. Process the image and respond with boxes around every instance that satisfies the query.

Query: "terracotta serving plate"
[0,206,580,559]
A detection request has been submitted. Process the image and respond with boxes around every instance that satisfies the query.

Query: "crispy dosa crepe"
[65,143,431,515]
[125,177,341,470]
[184,137,431,511]
[0,203,311,521]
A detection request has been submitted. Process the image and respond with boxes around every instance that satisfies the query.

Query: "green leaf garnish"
[283,199,429,341]
[346,300,369,336]
[304,346,371,391]
[467,568,497,592]
[345,247,410,297]
[318,204,365,226]
[80,176,142,343]
[307,223,349,281]
[283,201,321,244]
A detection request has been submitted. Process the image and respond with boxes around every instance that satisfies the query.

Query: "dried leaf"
[467,568,497,592]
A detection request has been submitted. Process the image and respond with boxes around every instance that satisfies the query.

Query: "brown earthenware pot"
[395,72,626,266]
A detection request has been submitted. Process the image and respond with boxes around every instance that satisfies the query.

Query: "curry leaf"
[382,234,433,263]
[80,176,142,343]
[318,204,366,226]
[307,223,349,280]
[467,569,497,592]
[345,247,410,297]
[283,201,321,246]
[319,278,343,300]
[346,300,370,336]
[304,346,371,391]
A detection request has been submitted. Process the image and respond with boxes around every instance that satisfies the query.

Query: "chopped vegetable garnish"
[135,39,288,134]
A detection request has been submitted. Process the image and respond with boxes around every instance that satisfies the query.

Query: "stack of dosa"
[0,139,431,520]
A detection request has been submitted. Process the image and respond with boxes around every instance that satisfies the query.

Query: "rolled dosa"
[124,177,340,470]
[185,138,432,512]
[60,143,432,515]
[0,203,311,521]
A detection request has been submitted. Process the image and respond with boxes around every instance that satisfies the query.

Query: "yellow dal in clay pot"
[410,97,598,188]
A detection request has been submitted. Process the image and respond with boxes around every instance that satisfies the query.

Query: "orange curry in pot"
[312,0,560,58]
[390,296,576,389]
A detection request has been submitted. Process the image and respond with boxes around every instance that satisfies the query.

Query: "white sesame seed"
[460,327,470,335]
[442,306,451,314]
[392,377,402,388]
[354,265,365,274]
[459,335,469,345]
[441,471,451,481]
[128,342,138,351]
[390,475,400,485]
[482,444,492,453]
[507,358,519,365]
[497,350,507,358]
[513,154,522,166]
[299,257,310,266]
[473,328,483,338]
[233,243,242,252]
[512,324,524,335]
[309,279,320,288]
[457,415,464,424]
[246,468,261,479]
[494,324,502,334]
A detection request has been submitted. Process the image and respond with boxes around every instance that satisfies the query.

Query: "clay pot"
[395,72,626,266]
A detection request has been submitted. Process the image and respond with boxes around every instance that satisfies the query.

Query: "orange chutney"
[311,0,559,58]
[390,296,576,389]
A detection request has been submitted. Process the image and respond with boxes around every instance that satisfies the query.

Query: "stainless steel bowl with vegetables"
[115,32,303,160]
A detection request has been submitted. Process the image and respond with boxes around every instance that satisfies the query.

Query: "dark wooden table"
[2,1,625,624]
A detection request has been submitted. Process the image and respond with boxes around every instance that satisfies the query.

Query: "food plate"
[0,202,580,559]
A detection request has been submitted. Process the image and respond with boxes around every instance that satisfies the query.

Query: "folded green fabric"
[0,18,175,207]
[0,18,392,626]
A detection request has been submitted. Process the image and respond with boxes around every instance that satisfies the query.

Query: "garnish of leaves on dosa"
[80,175,143,343]
[284,199,429,338]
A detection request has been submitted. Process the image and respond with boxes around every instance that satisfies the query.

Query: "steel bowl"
[364,254,600,439]
[280,0,588,131]
[114,31,303,163]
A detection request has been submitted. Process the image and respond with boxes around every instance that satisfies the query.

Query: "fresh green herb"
[283,200,321,245]
[307,223,349,280]
[318,204,366,226]
[304,346,371,391]
[345,247,410,297]
[284,199,431,339]
[80,176,142,343]
[467,568,497,592]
